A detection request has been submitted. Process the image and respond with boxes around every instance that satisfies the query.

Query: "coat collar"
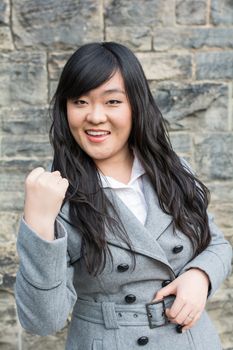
[59,174,174,271]
[103,174,174,269]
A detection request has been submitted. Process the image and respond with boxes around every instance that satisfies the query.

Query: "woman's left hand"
[151,268,210,332]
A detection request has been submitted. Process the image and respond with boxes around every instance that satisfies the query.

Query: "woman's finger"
[165,296,186,320]
[170,303,196,326]
[181,311,202,331]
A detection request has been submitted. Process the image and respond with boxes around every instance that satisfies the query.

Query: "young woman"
[15,42,232,350]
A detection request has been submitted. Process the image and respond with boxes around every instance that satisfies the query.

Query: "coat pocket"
[92,339,103,350]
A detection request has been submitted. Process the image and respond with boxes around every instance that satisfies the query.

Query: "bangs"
[59,44,119,99]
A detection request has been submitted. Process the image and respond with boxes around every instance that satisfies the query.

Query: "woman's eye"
[107,100,122,105]
[74,100,87,105]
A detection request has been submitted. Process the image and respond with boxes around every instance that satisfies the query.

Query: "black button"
[137,336,149,345]
[162,279,172,287]
[125,294,136,303]
[176,324,183,333]
[172,245,184,254]
[117,263,129,272]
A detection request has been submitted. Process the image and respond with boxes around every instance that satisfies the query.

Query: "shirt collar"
[98,151,145,189]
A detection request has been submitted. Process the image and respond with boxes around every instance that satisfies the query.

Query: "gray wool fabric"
[15,173,232,350]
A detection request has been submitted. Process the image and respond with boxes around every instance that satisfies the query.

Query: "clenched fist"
[24,167,69,241]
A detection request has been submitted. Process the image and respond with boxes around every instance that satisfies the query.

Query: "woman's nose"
[86,105,107,124]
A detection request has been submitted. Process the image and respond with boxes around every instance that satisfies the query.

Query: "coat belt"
[72,296,175,330]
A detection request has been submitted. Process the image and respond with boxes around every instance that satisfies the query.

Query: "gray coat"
[15,173,232,350]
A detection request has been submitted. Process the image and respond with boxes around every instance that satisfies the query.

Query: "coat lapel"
[104,174,174,269]
[59,174,174,270]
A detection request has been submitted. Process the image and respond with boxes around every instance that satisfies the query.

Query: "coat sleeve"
[14,216,78,336]
[178,212,232,298]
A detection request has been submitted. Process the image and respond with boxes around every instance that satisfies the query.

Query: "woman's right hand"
[24,167,69,241]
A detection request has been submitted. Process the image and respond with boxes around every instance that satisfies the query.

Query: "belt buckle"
[146,298,168,329]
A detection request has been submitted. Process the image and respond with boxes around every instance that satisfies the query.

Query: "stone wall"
[0,0,232,349]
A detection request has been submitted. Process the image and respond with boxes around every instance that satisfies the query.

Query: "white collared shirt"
[99,155,148,225]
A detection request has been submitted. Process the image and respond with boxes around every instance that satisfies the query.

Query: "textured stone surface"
[1,135,52,158]
[136,53,192,80]
[0,0,10,25]
[0,242,17,290]
[0,191,25,211]
[0,212,21,242]
[151,82,229,131]
[0,291,18,350]
[0,52,47,106]
[0,173,26,192]
[176,0,207,24]
[105,0,175,27]
[0,159,52,174]
[211,0,233,25]
[153,28,233,51]
[48,52,73,80]
[0,107,50,134]
[106,26,151,51]
[12,0,103,49]
[194,133,233,180]
[20,328,67,350]
[170,133,192,154]
[196,52,233,80]
[209,203,233,230]
[207,181,233,204]
[0,27,14,50]
[0,1,232,349]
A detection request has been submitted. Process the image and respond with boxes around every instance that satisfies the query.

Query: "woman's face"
[66,71,132,167]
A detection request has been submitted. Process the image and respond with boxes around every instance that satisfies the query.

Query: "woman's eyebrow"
[101,88,126,95]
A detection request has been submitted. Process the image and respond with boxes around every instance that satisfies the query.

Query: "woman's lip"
[85,129,111,133]
[85,132,110,143]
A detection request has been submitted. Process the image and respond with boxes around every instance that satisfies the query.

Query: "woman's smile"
[85,129,111,143]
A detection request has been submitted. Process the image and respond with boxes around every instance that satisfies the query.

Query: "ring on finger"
[187,315,194,320]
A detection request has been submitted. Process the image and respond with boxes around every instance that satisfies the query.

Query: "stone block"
[104,0,175,27]
[0,0,10,25]
[12,0,103,49]
[48,52,73,80]
[176,0,207,24]
[196,52,233,80]
[153,28,233,51]
[49,80,59,101]
[0,52,47,107]
[0,212,21,242]
[208,203,233,230]
[136,53,192,80]
[0,173,25,192]
[0,191,24,211]
[0,159,53,174]
[0,27,14,50]
[0,242,17,290]
[106,26,151,51]
[1,135,52,157]
[150,82,229,132]
[206,181,233,203]
[169,132,192,154]
[194,133,233,180]
[0,291,18,350]
[0,107,50,135]
[211,0,233,25]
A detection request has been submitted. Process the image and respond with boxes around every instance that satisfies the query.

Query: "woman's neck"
[96,150,134,185]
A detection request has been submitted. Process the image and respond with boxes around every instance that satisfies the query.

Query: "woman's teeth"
[86,131,110,136]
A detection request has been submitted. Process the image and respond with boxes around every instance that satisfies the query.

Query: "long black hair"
[50,42,211,275]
